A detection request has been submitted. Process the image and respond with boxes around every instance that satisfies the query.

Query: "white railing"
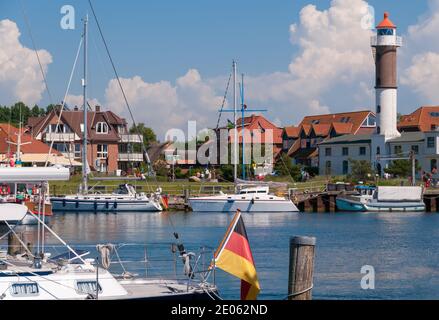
[118,153,144,162]
[370,35,402,47]
[120,134,143,143]
[44,133,76,142]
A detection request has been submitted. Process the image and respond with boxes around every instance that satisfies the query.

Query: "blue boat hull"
[336,198,366,212]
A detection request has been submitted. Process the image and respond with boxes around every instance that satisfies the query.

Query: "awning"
[17,154,82,167]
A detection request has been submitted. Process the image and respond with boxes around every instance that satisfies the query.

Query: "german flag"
[213,210,260,300]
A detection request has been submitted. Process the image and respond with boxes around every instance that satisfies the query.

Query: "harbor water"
[8,211,439,300]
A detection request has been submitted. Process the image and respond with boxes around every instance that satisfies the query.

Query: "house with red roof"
[284,111,376,167]
[26,105,144,174]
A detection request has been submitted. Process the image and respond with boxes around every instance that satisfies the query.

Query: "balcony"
[44,132,76,142]
[120,134,143,143]
[118,153,144,162]
[370,35,402,47]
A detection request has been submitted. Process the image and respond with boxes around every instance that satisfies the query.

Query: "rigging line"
[18,0,54,105]
[215,72,233,131]
[87,0,155,179]
[44,35,84,167]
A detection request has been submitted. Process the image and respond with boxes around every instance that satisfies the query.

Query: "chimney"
[95,105,101,112]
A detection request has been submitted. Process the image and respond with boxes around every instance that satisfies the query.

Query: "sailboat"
[50,16,162,213]
[188,62,299,213]
[0,166,218,300]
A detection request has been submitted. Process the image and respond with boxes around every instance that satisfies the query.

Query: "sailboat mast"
[233,60,237,183]
[82,15,89,194]
[241,73,245,180]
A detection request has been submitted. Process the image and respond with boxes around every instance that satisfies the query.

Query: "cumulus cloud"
[104,70,224,138]
[244,0,375,126]
[0,19,52,105]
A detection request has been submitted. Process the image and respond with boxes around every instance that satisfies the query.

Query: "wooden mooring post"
[288,236,316,300]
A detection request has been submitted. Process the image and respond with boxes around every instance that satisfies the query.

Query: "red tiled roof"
[0,124,61,155]
[230,115,283,144]
[331,122,353,135]
[284,126,300,138]
[311,124,331,137]
[398,106,439,132]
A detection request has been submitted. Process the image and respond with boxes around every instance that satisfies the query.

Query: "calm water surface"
[6,211,439,300]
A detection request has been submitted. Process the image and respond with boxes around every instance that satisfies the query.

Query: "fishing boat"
[188,62,298,213]
[337,186,425,212]
[49,15,162,213]
[0,165,218,300]
[336,185,375,212]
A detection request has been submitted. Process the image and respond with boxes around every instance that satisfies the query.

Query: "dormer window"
[96,122,109,134]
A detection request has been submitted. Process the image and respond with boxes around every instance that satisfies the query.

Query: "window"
[96,122,109,134]
[11,282,39,297]
[376,105,381,114]
[76,281,102,295]
[376,147,381,155]
[325,161,332,175]
[311,120,320,125]
[430,112,439,117]
[50,124,65,133]
[378,28,394,36]
[74,144,81,158]
[394,145,402,155]
[431,159,438,172]
[377,126,381,134]
[325,148,332,156]
[411,145,419,155]
[428,137,435,149]
[359,147,366,156]
[342,147,349,156]
[118,125,126,134]
[342,160,349,175]
[97,144,108,158]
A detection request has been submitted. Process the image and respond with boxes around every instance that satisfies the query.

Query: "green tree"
[130,123,157,148]
[384,159,420,178]
[274,153,301,181]
[349,159,374,181]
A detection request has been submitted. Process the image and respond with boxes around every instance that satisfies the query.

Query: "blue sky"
[1,0,438,137]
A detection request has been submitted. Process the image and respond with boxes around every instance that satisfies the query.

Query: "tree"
[129,123,157,152]
[385,159,420,178]
[274,153,301,181]
[349,159,374,181]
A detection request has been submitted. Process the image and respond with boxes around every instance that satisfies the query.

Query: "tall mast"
[241,74,245,180]
[82,15,89,194]
[233,60,238,183]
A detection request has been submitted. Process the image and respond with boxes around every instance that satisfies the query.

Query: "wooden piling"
[288,236,316,300]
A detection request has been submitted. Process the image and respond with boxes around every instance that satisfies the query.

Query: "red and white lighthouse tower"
[371,12,402,174]
[372,12,402,140]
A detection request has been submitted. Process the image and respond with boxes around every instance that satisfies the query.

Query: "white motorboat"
[51,184,162,212]
[189,185,299,212]
[363,186,425,212]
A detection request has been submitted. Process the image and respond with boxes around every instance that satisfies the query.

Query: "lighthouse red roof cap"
[376,12,396,29]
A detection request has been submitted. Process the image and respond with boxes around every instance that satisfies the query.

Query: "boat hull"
[364,202,426,212]
[336,198,366,212]
[51,198,162,212]
[188,198,299,212]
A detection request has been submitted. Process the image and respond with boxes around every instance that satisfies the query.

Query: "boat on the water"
[51,184,162,212]
[337,186,425,212]
[336,185,375,212]
[0,165,218,300]
[189,185,299,212]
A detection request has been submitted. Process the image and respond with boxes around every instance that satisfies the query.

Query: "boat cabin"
[238,186,269,195]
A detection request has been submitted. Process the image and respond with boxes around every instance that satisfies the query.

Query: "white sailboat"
[49,16,162,213]
[188,62,298,213]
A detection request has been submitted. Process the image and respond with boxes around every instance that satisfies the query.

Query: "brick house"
[26,105,143,174]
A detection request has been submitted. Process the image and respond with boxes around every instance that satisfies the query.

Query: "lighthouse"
[371,12,402,174]
[373,12,402,139]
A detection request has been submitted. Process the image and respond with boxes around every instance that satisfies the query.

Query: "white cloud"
[0,19,52,105]
[104,70,224,138]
